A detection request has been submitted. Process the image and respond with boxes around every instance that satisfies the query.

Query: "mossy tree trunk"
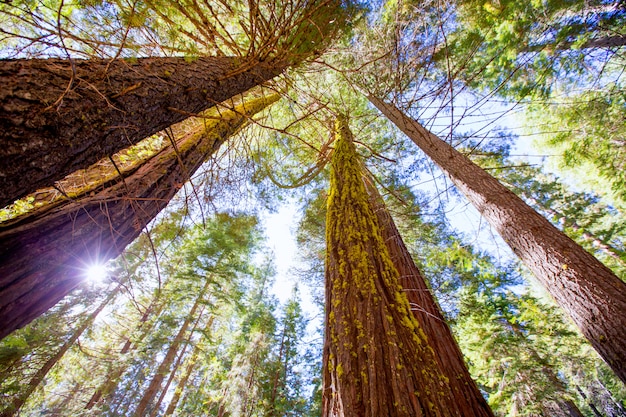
[0,94,279,340]
[322,116,463,417]
[364,178,494,417]
[0,57,288,208]
[367,94,626,384]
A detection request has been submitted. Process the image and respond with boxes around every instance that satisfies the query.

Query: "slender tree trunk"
[0,281,124,417]
[576,386,604,417]
[364,178,494,416]
[0,94,279,340]
[85,289,166,410]
[559,399,586,417]
[162,317,212,417]
[133,282,210,417]
[0,57,288,207]
[367,94,626,383]
[147,310,205,417]
[525,34,626,53]
[322,116,464,417]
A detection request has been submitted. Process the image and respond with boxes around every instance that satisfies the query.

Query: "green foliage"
[0,0,358,60]
[530,85,626,209]
[441,0,626,98]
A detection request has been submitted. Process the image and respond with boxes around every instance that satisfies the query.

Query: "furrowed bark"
[322,116,461,417]
[367,94,626,384]
[365,178,494,416]
[0,56,287,207]
[0,94,279,340]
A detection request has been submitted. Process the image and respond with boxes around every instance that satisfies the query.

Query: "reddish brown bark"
[368,94,626,384]
[322,117,462,417]
[365,179,494,417]
[0,94,278,340]
[0,56,287,207]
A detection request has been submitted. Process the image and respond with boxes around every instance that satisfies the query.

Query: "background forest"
[0,0,625,416]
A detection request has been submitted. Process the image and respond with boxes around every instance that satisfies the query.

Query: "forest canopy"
[0,0,625,416]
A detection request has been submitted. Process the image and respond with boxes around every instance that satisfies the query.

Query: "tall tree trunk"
[85,288,166,410]
[162,320,209,417]
[147,310,206,417]
[322,116,464,417]
[133,282,210,417]
[364,178,494,416]
[0,281,124,417]
[367,95,626,383]
[0,56,287,207]
[0,94,279,340]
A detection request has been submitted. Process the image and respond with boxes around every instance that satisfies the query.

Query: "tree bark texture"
[365,179,494,417]
[322,116,462,417]
[0,56,287,207]
[367,94,626,384]
[0,281,124,417]
[0,94,279,340]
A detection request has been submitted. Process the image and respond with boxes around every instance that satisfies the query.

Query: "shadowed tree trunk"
[0,280,125,417]
[367,94,626,384]
[364,178,494,417]
[322,116,464,417]
[0,94,279,340]
[0,57,288,207]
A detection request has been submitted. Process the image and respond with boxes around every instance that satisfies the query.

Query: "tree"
[455,283,585,416]
[323,115,468,416]
[0,0,352,207]
[366,94,626,383]
[0,57,286,207]
[529,85,626,209]
[441,0,626,98]
[0,93,278,339]
[133,282,208,417]
[0,280,126,417]
[365,177,494,416]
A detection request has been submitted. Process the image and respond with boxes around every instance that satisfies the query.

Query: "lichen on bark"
[322,116,459,416]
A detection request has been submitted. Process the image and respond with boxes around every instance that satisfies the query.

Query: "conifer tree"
[0,94,278,339]
[367,94,626,383]
[323,115,464,416]
[365,177,494,416]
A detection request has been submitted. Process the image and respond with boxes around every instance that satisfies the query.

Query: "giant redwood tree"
[0,57,287,207]
[365,178,494,416]
[323,116,468,416]
[0,0,351,207]
[367,94,626,384]
[0,94,278,339]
